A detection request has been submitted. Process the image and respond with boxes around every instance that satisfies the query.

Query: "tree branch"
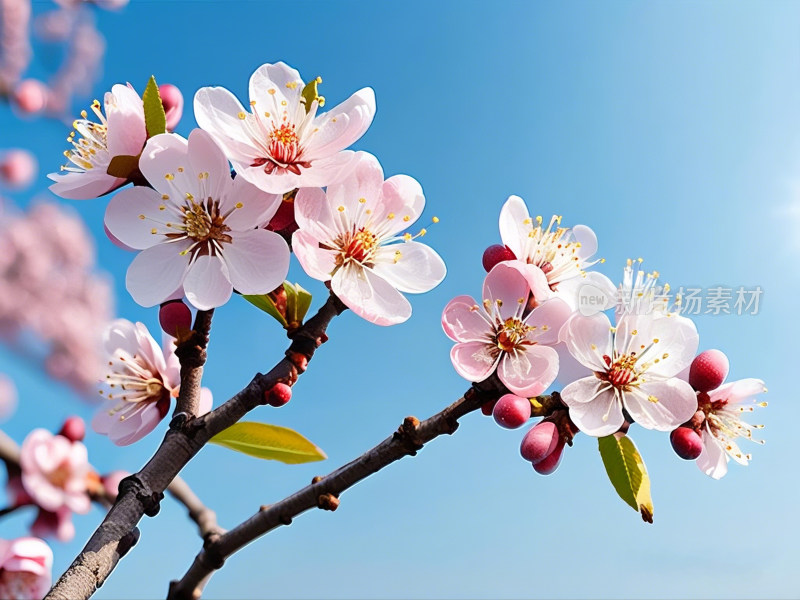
[173,309,214,419]
[167,476,225,542]
[168,378,515,600]
[45,293,348,600]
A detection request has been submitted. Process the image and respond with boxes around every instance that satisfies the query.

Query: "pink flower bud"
[520,421,560,463]
[58,416,85,442]
[158,84,183,131]
[266,383,292,407]
[0,150,37,189]
[266,196,298,234]
[482,244,516,272]
[159,300,192,337]
[492,394,530,429]
[689,349,729,393]
[532,438,565,475]
[670,426,703,460]
[13,79,48,115]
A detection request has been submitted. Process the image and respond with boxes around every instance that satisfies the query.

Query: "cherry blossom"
[194,61,375,194]
[19,429,90,516]
[0,537,52,600]
[498,195,615,310]
[104,129,290,310]
[92,319,213,446]
[559,311,699,436]
[442,262,570,396]
[696,378,767,479]
[48,83,145,199]
[292,152,446,325]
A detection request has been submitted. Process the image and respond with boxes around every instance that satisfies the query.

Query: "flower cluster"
[442,195,767,486]
[50,62,446,326]
[0,202,113,395]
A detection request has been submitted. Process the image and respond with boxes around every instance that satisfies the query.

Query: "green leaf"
[243,293,288,327]
[293,283,313,323]
[300,76,323,114]
[209,421,327,464]
[106,154,140,178]
[142,75,167,137]
[598,434,654,523]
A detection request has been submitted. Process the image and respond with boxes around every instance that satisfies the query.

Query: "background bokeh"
[1,1,797,598]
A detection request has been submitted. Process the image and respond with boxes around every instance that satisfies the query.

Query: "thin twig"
[173,309,214,419]
[167,476,225,542]
[168,378,516,600]
[45,293,347,600]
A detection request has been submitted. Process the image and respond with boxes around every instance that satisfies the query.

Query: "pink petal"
[615,313,698,378]
[441,295,491,343]
[47,171,123,200]
[293,187,337,240]
[525,298,572,345]
[624,378,698,431]
[697,427,728,479]
[498,194,531,259]
[498,344,559,397]
[554,342,591,386]
[304,87,376,159]
[331,263,411,326]
[193,86,262,164]
[198,387,213,415]
[372,241,446,293]
[183,254,233,310]
[482,262,530,321]
[708,378,766,403]
[126,240,192,307]
[138,133,192,194]
[224,176,282,230]
[187,128,232,200]
[104,185,172,250]
[106,84,146,157]
[325,152,384,216]
[223,229,289,294]
[559,313,613,372]
[377,174,426,236]
[239,151,359,194]
[292,229,337,281]
[109,401,165,446]
[450,341,499,382]
[248,62,303,114]
[562,378,623,437]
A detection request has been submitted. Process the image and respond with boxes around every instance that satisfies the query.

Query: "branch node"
[317,493,340,511]
[311,476,323,484]
[286,350,308,372]
[169,412,189,431]
[118,527,140,559]
[397,416,424,453]
[259,504,270,511]
[279,514,293,525]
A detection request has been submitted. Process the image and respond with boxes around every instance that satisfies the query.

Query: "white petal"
[498,344,559,397]
[482,262,530,321]
[697,427,728,479]
[48,171,123,200]
[450,341,499,382]
[223,229,289,294]
[249,62,303,114]
[293,186,337,240]
[572,224,597,259]
[126,240,192,307]
[559,313,613,372]
[372,241,445,294]
[498,195,531,258]
[292,229,337,281]
[441,295,491,343]
[325,151,385,218]
[615,312,698,378]
[224,176,282,230]
[183,254,233,310]
[193,86,261,163]
[138,133,192,193]
[106,84,147,157]
[187,129,232,201]
[331,263,411,326]
[104,185,175,250]
[376,174,426,236]
[624,378,698,431]
[562,379,624,436]
[304,87,376,159]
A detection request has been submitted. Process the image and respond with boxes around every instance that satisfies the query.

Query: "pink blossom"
[0,537,52,600]
[159,83,183,132]
[195,61,375,194]
[696,378,767,479]
[92,319,212,445]
[559,311,699,436]
[0,373,16,421]
[292,152,446,325]
[104,129,290,310]
[442,262,569,396]
[0,150,37,189]
[48,83,145,200]
[19,429,91,515]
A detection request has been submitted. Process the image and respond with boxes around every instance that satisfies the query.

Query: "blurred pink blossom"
[159,83,183,131]
[0,537,52,600]
[0,373,17,421]
[0,150,37,189]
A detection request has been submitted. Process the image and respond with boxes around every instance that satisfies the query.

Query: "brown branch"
[45,293,347,600]
[173,309,214,419]
[168,378,514,600]
[0,428,21,477]
[167,476,225,542]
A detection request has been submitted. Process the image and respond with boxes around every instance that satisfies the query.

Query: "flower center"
[47,460,72,489]
[336,228,378,266]
[174,198,233,252]
[496,317,532,353]
[599,354,639,388]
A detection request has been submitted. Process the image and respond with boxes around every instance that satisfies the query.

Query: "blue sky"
[1,1,798,598]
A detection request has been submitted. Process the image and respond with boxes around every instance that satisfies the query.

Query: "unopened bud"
[689,349,729,393]
[58,416,85,442]
[0,150,37,189]
[159,300,192,337]
[670,427,704,460]
[482,244,516,272]
[266,382,292,407]
[158,84,184,131]
[492,394,531,429]
[520,420,560,464]
[13,80,48,115]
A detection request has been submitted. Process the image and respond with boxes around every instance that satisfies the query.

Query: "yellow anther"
[162,194,169,200]
[648,395,659,403]
[250,100,256,106]
[419,228,427,236]
[235,202,243,209]
[387,213,395,219]
[268,88,276,95]
[264,111,271,118]
[403,233,412,241]
[80,110,87,118]
[159,205,166,211]
[432,216,439,223]
[177,167,184,173]
[359,197,366,204]
[138,214,145,220]
[151,228,157,234]
[337,206,345,212]
[165,173,174,180]
[653,338,660,343]
[403,216,410,222]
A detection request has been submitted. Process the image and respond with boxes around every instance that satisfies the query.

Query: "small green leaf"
[243,293,288,327]
[106,154,140,178]
[598,434,654,523]
[142,75,167,137]
[209,421,327,464]
[293,283,313,323]
[300,76,323,114]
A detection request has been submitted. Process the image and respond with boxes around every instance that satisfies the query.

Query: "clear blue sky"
[1,1,797,598]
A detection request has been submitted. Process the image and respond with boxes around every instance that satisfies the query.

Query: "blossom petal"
[109,401,165,446]
[624,378,698,431]
[304,87,376,159]
[525,298,572,345]
[441,295,491,343]
[193,86,262,163]
[554,342,592,386]
[106,84,146,157]
[187,128,232,201]
[572,224,597,259]
[184,254,233,310]
[376,174,426,235]
[708,378,766,403]
[293,186,337,240]
[372,241,445,294]
[615,312,698,378]
[47,171,123,200]
[697,427,728,479]
[498,195,531,259]
[104,185,173,250]
[292,229,337,281]
[559,313,613,372]
[325,151,384,216]
[249,62,303,115]
[482,262,530,321]
[138,133,192,193]
[498,344,559,397]
[223,229,289,295]
[239,151,359,194]
[561,378,623,436]
[450,341,499,382]
[126,240,192,307]
[331,263,411,325]
[224,176,282,230]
